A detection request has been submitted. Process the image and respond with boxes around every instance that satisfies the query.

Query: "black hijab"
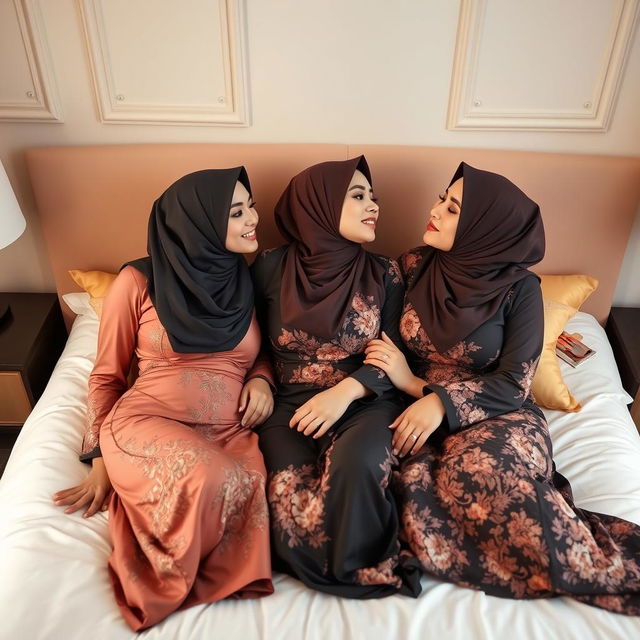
[125,167,255,353]
[407,162,545,353]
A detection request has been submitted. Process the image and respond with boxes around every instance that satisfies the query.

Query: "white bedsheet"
[1,311,639,640]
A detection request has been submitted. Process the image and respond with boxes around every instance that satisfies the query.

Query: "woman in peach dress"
[53,168,275,630]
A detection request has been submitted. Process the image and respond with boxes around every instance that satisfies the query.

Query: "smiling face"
[423,177,463,251]
[337,170,379,244]
[224,180,259,253]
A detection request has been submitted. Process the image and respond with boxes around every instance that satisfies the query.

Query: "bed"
[1,144,639,639]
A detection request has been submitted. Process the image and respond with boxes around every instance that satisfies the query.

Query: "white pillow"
[61,292,96,318]
[561,311,632,404]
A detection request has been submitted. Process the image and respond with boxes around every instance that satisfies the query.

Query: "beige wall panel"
[0,0,62,122]
[79,0,249,125]
[448,0,639,130]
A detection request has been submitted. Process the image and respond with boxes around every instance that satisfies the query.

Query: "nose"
[245,207,258,226]
[367,198,379,213]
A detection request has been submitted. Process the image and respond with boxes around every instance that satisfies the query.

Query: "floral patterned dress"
[82,267,274,630]
[395,247,640,614]
[251,246,421,599]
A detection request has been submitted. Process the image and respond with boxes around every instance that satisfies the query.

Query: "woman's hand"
[389,393,446,457]
[239,377,274,427]
[289,378,366,439]
[52,456,112,518]
[364,331,424,397]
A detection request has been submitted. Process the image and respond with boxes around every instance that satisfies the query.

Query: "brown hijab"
[407,162,545,353]
[275,156,386,339]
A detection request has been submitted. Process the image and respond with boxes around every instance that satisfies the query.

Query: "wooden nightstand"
[605,306,640,430]
[0,293,67,428]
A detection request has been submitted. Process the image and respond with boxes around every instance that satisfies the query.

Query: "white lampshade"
[0,161,27,250]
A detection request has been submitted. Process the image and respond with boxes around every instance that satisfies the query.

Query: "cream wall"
[1,0,639,303]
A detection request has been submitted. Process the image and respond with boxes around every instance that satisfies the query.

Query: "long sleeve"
[80,267,141,461]
[248,254,276,392]
[349,257,405,397]
[426,276,543,433]
[246,339,276,392]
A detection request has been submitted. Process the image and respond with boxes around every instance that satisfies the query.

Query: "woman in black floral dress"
[365,162,640,614]
[251,156,420,598]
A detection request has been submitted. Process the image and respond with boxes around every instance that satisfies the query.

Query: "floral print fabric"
[252,247,404,400]
[257,398,419,598]
[252,247,420,598]
[394,248,640,614]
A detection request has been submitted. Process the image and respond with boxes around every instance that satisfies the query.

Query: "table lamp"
[0,161,27,321]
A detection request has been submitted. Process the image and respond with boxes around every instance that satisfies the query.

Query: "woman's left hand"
[389,393,446,456]
[364,332,423,396]
[239,377,274,427]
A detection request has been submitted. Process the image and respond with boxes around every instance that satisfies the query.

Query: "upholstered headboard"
[25,144,640,325]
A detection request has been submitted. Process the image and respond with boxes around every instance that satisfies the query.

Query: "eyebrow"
[445,188,462,208]
[348,185,373,192]
[230,199,253,208]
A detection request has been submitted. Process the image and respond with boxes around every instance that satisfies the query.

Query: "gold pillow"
[531,300,581,412]
[540,274,598,309]
[68,269,117,318]
[530,274,598,412]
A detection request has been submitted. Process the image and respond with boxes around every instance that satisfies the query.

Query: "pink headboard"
[25,144,640,325]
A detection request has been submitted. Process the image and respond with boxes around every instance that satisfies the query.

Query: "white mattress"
[1,310,639,640]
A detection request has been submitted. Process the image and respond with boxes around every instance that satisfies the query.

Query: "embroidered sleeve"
[80,267,141,461]
[349,258,406,397]
[426,276,543,433]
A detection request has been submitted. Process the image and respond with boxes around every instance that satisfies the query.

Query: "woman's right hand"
[53,456,112,518]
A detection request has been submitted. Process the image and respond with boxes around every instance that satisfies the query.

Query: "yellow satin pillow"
[68,269,117,318]
[531,274,599,412]
[540,274,598,309]
[532,300,581,411]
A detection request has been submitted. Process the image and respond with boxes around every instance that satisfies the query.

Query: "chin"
[361,229,376,243]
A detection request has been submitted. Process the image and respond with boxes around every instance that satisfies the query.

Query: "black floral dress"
[251,246,420,598]
[395,247,640,614]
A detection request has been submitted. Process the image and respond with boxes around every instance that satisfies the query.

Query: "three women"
[56,157,640,626]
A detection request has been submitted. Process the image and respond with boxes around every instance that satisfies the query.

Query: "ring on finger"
[409,433,418,441]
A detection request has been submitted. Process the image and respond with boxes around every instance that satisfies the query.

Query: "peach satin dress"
[82,267,273,630]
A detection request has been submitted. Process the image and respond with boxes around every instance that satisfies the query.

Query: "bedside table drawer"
[0,372,31,424]
[606,307,640,431]
[0,293,67,428]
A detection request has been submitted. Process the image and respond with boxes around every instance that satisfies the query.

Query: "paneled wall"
[1,0,639,303]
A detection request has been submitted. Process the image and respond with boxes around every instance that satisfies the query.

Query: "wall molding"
[447,0,640,131]
[0,0,63,122]
[78,0,250,126]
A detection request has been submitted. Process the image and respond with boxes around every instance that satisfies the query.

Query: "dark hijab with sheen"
[407,162,545,353]
[125,167,255,353]
[275,156,386,339]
